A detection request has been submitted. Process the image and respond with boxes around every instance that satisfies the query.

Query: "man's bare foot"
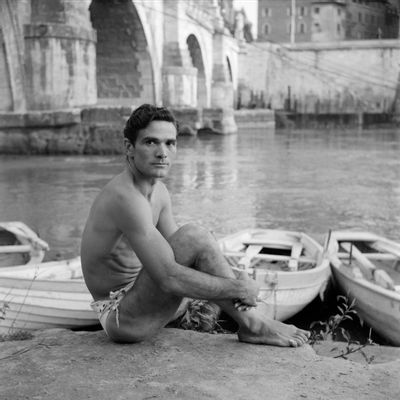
[237,318,310,347]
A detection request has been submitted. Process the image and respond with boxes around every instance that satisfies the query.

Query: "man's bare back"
[81,104,310,346]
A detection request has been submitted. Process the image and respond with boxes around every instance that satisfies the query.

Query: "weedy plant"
[0,300,33,342]
[1,301,9,320]
[0,269,38,342]
[310,295,358,342]
[310,294,375,363]
[173,299,230,333]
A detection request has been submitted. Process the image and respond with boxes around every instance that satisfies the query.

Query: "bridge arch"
[89,0,158,106]
[186,34,207,108]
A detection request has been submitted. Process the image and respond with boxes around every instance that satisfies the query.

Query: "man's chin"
[152,170,169,178]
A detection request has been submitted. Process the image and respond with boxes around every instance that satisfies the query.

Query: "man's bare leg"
[106,224,310,346]
[169,224,310,347]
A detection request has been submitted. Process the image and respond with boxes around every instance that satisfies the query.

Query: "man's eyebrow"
[141,136,176,142]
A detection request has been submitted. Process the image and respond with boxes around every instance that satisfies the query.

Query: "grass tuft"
[172,299,230,334]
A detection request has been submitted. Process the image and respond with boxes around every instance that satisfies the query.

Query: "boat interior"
[222,233,320,272]
[336,239,400,292]
[0,229,30,267]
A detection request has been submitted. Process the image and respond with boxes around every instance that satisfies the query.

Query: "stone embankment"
[1,328,399,400]
[0,107,276,155]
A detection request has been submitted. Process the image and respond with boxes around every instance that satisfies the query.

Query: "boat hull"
[0,257,97,334]
[220,229,331,321]
[327,231,400,346]
[332,265,400,345]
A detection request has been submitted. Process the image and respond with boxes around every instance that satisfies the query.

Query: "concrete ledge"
[0,106,214,154]
[276,111,395,129]
[234,109,275,129]
[0,328,399,400]
[0,109,81,128]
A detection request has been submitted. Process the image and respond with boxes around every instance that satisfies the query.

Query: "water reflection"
[0,128,399,260]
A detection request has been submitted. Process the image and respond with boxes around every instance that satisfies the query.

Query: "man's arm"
[156,182,178,240]
[110,188,257,305]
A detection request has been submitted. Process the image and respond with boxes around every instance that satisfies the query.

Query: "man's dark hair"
[124,104,178,144]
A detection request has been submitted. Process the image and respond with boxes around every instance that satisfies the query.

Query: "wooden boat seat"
[371,241,400,258]
[238,245,263,269]
[243,239,294,249]
[341,242,396,290]
[288,243,303,271]
[0,244,31,254]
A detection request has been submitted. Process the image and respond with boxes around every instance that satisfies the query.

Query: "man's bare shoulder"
[97,171,141,205]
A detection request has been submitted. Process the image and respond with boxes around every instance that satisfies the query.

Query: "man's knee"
[168,223,215,267]
[171,223,213,246]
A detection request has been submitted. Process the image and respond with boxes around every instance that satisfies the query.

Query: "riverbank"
[1,328,399,400]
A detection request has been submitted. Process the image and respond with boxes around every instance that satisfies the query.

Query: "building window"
[358,12,362,22]
[337,23,341,34]
[299,22,306,34]
[314,22,321,32]
[264,24,270,35]
[298,6,306,17]
[263,8,271,17]
[314,7,319,14]
[338,8,341,16]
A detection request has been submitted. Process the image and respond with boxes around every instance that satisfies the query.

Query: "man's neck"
[125,159,158,200]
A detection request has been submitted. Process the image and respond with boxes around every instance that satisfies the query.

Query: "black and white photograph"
[1,1,399,399]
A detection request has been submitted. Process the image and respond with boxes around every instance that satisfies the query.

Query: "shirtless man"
[81,104,310,346]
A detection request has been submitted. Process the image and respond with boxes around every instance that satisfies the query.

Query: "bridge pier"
[24,0,96,110]
[209,32,237,134]
[162,66,198,108]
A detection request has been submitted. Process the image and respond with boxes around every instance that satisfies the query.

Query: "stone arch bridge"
[0,0,242,137]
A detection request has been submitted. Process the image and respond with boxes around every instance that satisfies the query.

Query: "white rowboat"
[326,230,400,346]
[0,221,49,268]
[0,256,97,334]
[219,229,331,321]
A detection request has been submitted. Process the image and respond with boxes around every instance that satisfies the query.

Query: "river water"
[0,127,399,263]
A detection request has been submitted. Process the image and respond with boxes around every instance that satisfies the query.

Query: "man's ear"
[124,138,135,156]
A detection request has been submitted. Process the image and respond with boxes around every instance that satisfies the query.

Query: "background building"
[257,0,399,43]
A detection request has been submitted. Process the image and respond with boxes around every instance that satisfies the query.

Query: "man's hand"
[233,270,260,312]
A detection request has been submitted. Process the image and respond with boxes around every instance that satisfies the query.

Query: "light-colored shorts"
[90,281,135,336]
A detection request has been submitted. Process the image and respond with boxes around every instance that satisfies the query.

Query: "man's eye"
[167,141,176,147]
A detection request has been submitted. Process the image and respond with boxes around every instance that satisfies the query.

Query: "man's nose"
[156,144,167,158]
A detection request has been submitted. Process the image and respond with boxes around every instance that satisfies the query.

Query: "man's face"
[129,120,177,179]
